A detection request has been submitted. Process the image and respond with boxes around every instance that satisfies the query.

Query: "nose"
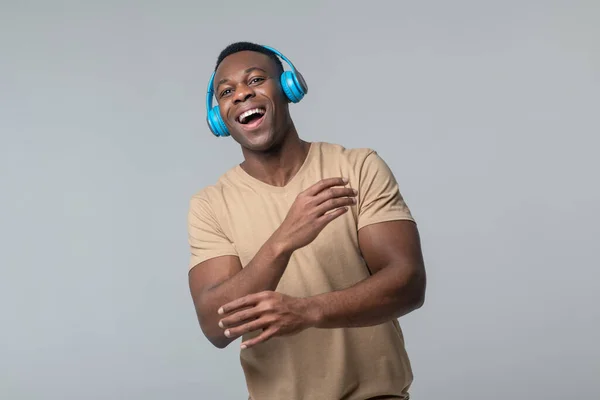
[233,84,255,104]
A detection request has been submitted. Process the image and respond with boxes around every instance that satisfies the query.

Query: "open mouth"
[237,107,266,129]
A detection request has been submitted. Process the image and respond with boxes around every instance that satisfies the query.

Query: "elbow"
[402,288,424,313]
[403,266,427,312]
[413,287,426,310]
[199,320,233,349]
[201,324,233,349]
[195,310,233,349]
[412,269,427,310]
[207,335,230,349]
[192,296,232,349]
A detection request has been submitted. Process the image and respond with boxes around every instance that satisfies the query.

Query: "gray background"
[1,1,598,399]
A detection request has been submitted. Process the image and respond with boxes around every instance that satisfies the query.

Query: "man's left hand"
[217,291,318,349]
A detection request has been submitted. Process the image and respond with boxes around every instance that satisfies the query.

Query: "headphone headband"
[206,44,307,137]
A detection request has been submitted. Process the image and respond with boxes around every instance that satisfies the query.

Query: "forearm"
[199,235,292,347]
[207,239,290,301]
[306,264,426,329]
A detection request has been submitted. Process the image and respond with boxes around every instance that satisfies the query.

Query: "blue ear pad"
[261,45,308,103]
[280,70,306,103]
[206,46,308,136]
[207,105,229,137]
[206,71,230,137]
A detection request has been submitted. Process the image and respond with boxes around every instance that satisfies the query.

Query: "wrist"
[300,296,325,329]
[269,229,295,257]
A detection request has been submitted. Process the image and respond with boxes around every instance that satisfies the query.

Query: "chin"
[232,129,279,152]
[234,125,288,154]
[228,110,291,153]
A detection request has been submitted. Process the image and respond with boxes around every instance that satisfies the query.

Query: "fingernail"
[217,307,224,315]
[342,177,348,183]
[224,329,231,337]
[218,320,224,328]
[353,189,358,195]
[240,344,247,350]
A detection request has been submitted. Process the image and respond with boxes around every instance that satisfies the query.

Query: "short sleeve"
[187,194,238,270]
[357,150,415,230]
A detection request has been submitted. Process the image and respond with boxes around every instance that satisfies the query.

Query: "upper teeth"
[238,108,265,123]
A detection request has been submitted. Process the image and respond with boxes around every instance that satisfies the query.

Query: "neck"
[239,125,311,187]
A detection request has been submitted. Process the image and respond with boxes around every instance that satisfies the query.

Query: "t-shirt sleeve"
[356,150,415,230]
[187,194,238,271]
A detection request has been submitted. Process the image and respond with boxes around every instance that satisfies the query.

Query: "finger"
[302,177,348,196]
[219,307,263,328]
[318,206,349,223]
[313,186,357,206]
[219,293,263,315]
[224,317,270,339]
[315,195,356,216]
[240,326,278,349]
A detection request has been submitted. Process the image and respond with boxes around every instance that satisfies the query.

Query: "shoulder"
[314,141,377,165]
[315,141,386,175]
[188,167,239,213]
[315,142,403,194]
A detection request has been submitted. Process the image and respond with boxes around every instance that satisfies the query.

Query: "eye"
[249,77,264,85]
[219,88,232,98]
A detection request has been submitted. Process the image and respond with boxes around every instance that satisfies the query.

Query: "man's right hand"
[273,177,357,253]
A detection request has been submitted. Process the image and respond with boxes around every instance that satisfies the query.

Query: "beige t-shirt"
[188,141,415,400]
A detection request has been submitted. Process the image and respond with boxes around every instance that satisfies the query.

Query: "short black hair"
[215,41,284,75]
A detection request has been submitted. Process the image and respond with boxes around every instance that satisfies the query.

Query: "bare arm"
[188,238,292,349]
[306,219,426,328]
[188,177,356,348]
[217,219,426,349]
[215,152,426,350]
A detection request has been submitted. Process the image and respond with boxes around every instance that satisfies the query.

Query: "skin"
[212,50,308,186]
[189,50,426,350]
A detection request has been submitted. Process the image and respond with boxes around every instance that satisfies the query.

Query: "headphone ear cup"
[280,71,306,103]
[207,106,229,137]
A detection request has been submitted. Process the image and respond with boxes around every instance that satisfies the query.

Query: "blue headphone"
[206,45,308,137]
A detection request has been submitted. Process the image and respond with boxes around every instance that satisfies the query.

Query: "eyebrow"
[216,67,268,89]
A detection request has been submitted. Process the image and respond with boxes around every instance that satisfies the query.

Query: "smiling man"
[187,42,427,400]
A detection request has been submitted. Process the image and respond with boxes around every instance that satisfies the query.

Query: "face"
[213,51,291,152]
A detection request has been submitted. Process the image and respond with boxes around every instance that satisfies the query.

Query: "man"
[187,41,426,400]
